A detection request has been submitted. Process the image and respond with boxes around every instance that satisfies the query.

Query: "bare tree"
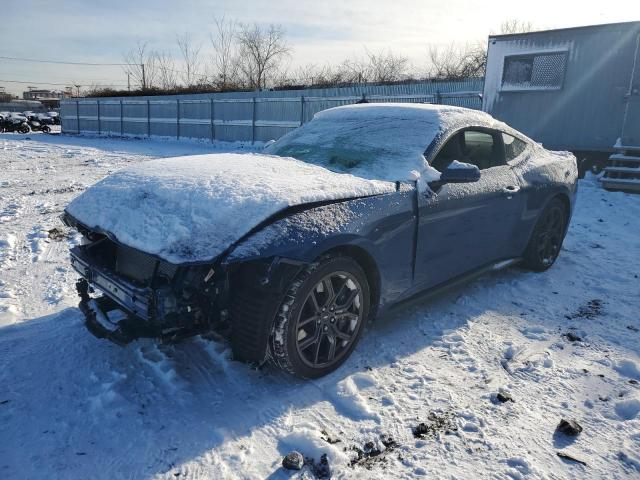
[338,57,371,84]
[365,48,409,83]
[290,63,347,87]
[122,41,158,89]
[154,51,178,90]
[426,42,486,80]
[176,33,203,86]
[210,16,241,90]
[236,23,291,90]
[500,19,534,34]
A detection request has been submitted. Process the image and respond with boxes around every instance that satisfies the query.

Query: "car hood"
[66,153,395,264]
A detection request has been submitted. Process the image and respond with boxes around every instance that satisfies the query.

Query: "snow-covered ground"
[1,132,639,479]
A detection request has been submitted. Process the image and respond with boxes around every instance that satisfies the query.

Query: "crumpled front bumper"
[71,245,213,345]
[77,279,139,345]
[70,246,155,321]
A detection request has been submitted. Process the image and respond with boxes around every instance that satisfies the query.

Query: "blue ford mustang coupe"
[63,103,578,378]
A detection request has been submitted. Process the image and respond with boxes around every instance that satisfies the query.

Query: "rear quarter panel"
[511,144,578,252]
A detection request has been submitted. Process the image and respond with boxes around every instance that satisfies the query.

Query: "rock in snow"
[281,451,304,470]
[494,390,515,403]
[556,419,583,436]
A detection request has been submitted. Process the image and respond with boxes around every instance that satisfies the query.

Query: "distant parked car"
[1,113,30,133]
[46,111,60,125]
[63,104,578,378]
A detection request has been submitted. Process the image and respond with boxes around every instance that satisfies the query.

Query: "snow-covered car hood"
[66,153,395,264]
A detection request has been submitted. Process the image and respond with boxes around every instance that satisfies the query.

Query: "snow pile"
[279,422,348,466]
[325,373,380,422]
[66,153,394,263]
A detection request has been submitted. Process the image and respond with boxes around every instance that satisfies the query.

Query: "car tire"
[270,255,370,379]
[522,197,567,272]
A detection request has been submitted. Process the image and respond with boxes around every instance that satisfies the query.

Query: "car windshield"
[264,104,443,182]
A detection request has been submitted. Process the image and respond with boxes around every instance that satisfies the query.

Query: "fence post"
[435,91,442,104]
[120,100,123,136]
[76,100,80,134]
[176,99,180,140]
[251,96,256,144]
[299,95,305,126]
[147,99,151,137]
[214,97,216,143]
[97,100,101,135]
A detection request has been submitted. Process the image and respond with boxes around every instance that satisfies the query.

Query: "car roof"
[315,102,532,144]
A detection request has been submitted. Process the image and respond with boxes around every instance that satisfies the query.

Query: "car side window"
[502,133,528,163]
[462,130,504,170]
[430,133,463,172]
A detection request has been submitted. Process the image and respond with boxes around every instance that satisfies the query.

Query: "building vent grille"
[502,52,567,90]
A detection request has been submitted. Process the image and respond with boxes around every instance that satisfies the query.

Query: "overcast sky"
[1,0,638,95]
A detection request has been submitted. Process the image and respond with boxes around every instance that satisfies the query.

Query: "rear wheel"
[270,255,370,378]
[522,198,567,271]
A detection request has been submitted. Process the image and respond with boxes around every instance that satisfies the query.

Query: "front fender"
[223,189,416,306]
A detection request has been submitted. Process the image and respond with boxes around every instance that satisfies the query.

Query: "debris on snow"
[311,453,331,479]
[556,419,583,436]
[557,451,587,466]
[493,390,515,404]
[320,429,341,445]
[563,331,583,343]
[412,412,457,438]
[349,434,399,469]
[565,299,604,320]
[47,227,68,241]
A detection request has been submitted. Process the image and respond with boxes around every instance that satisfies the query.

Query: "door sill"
[386,257,522,314]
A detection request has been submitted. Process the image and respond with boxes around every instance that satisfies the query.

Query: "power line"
[0,55,128,66]
[0,79,128,87]
[0,54,210,79]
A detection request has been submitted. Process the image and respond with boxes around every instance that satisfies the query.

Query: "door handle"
[502,185,520,197]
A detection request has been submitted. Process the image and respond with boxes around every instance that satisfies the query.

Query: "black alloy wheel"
[271,255,370,378]
[295,272,363,368]
[522,198,567,271]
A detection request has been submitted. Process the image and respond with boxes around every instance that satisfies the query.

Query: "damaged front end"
[64,214,226,345]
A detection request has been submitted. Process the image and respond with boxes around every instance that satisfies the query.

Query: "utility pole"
[141,63,146,90]
[127,72,131,92]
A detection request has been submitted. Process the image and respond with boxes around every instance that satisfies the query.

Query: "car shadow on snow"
[0,259,621,479]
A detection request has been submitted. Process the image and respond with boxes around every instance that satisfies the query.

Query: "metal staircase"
[601,144,640,192]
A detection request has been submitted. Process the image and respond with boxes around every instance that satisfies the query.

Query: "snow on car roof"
[265,103,504,183]
[66,153,395,264]
[314,102,489,123]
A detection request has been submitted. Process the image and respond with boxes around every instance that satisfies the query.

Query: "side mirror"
[439,162,481,184]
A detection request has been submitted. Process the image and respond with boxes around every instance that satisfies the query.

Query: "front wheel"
[42,125,51,133]
[522,198,567,271]
[18,125,30,134]
[270,255,370,379]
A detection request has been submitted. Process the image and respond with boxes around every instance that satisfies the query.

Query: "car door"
[414,128,525,289]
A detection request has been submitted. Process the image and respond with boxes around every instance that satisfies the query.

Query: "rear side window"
[502,133,528,162]
[462,130,504,170]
